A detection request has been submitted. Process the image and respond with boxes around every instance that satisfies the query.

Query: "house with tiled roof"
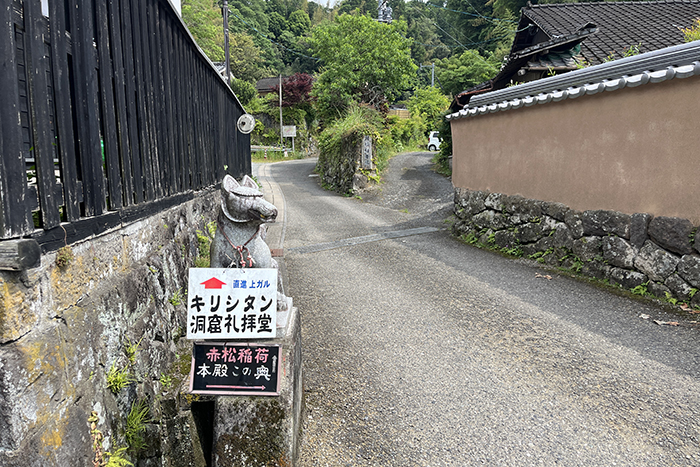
[256,77,283,96]
[447,38,700,222]
[447,40,700,303]
[451,0,700,109]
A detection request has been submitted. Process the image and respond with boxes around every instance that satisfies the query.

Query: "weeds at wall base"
[456,227,700,316]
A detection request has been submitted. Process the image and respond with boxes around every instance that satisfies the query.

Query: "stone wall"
[0,189,220,466]
[453,188,700,307]
[316,133,373,194]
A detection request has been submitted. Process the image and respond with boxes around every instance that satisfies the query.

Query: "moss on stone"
[215,399,289,467]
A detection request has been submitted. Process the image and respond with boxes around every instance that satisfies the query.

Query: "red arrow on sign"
[201,277,226,289]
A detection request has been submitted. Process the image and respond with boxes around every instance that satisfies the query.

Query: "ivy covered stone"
[582,261,611,280]
[602,237,636,269]
[581,210,631,239]
[518,222,543,244]
[551,223,574,250]
[564,210,584,238]
[633,241,680,282]
[648,216,695,255]
[457,189,488,216]
[494,230,517,249]
[484,192,504,211]
[543,201,570,222]
[572,236,603,262]
[664,274,694,301]
[647,281,672,299]
[502,194,525,215]
[472,210,496,230]
[609,268,647,289]
[677,254,700,288]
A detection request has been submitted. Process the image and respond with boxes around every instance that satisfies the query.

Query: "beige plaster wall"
[451,74,700,223]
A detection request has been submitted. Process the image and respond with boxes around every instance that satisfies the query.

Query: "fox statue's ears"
[222,174,258,193]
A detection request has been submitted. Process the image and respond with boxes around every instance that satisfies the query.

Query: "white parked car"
[428,131,441,151]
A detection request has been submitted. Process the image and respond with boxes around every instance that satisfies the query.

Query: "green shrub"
[682,18,700,42]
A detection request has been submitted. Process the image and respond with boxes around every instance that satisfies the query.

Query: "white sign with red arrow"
[186,268,277,340]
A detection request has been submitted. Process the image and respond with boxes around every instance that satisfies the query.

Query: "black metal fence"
[0,0,250,251]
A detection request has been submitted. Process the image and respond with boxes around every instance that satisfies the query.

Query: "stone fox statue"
[210,174,277,269]
[210,174,291,311]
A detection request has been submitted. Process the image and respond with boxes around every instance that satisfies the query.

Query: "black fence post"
[0,1,32,238]
[1,0,250,249]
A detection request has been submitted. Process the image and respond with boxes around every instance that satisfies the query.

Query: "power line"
[228,10,320,62]
[413,5,469,50]
[425,2,517,24]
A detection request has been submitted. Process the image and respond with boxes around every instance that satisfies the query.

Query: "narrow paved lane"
[266,153,700,466]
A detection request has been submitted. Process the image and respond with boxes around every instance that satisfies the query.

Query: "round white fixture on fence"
[237,114,255,134]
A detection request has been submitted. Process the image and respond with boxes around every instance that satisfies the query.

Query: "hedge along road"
[260,153,700,466]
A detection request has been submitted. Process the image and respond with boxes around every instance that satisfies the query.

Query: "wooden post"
[0,239,41,271]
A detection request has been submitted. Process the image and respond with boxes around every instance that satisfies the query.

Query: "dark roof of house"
[450,0,700,111]
[446,41,700,122]
[256,77,282,93]
[517,1,700,65]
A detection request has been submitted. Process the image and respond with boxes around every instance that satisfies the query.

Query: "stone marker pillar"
[212,304,302,466]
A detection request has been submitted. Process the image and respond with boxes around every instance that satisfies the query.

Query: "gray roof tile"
[447,41,700,121]
[522,1,700,64]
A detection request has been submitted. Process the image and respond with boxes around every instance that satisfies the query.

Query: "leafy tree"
[309,2,334,25]
[682,18,700,42]
[266,0,289,18]
[337,0,372,17]
[444,0,495,51]
[275,73,315,107]
[230,78,258,106]
[310,13,417,121]
[230,32,269,83]
[405,10,451,66]
[435,49,498,96]
[268,11,288,38]
[288,10,311,37]
[270,73,316,127]
[226,0,286,72]
[283,37,320,75]
[182,0,225,61]
[407,86,450,132]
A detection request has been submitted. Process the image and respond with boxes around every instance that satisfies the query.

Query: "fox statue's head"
[220,174,278,224]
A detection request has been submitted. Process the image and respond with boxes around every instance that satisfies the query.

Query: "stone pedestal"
[212,305,302,466]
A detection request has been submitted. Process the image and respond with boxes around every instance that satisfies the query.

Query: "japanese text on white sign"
[187,268,277,340]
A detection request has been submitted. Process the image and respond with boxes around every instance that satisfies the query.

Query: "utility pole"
[279,74,283,147]
[223,0,230,83]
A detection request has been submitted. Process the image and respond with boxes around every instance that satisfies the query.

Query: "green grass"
[106,362,134,394]
[252,149,306,162]
[125,399,151,456]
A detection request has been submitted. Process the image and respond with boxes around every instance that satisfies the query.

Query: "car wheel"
[428,144,436,151]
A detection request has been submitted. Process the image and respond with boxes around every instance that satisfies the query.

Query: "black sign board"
[189,342,280,396]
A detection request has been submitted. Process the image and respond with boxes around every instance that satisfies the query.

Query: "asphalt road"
[261,153,700,466]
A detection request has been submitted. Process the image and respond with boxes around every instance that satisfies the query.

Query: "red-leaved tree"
[272,73,315,108]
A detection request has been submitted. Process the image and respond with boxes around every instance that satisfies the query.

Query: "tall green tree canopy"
[407,86,450,131]
[230,32,269,82]
[182,0,225,61]
[435,49,499,96]
[310,13,417,120]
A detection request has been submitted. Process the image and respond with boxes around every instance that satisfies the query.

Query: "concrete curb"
[254,163,287,251]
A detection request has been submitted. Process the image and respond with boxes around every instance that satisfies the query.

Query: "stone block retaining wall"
[453,188,700,307]
[0,190,220,466]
